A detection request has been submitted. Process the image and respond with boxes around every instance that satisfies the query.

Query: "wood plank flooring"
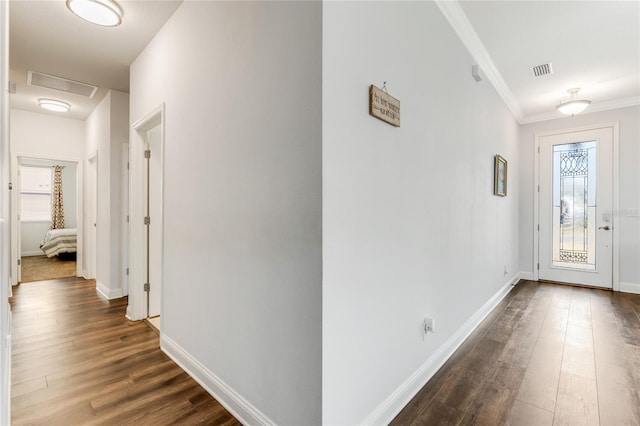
[10,277,240,425]
[392,281,640,426]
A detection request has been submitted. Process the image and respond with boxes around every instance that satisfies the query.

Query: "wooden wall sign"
[369,85,400,127]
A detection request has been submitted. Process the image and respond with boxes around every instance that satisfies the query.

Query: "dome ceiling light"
[556,88,591,116]
[39,99,71,113]
[66,0,123,27]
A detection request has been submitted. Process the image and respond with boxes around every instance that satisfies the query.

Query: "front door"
[538,126,613,288]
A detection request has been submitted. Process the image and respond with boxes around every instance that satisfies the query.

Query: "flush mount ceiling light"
[39,99,71,113]
[66,0,123,27]
[556,88,591,116]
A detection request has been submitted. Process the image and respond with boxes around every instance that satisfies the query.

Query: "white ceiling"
[9,0,182,120]
[457,0,640,123]
[9,1,640,123]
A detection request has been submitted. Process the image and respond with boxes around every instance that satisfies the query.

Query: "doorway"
[129,105,164,325]
[14,156,81,283]
[535,124,619,289]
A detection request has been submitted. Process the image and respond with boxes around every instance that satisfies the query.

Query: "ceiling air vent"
[531,62,553,77]
[27,70,98,98]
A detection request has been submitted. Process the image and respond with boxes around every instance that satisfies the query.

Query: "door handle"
[598,226,611,230]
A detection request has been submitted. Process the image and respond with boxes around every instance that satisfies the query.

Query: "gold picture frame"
[494,154,507,197]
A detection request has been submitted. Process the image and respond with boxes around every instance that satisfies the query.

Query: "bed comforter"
[40,228,77,258]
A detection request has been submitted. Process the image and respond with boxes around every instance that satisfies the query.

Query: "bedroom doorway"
[15,157,81,283]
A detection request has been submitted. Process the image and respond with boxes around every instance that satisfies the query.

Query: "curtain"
[51,165,65,229]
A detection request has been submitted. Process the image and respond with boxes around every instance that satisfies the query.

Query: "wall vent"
[27,70,98,98]
[531,62,553,77]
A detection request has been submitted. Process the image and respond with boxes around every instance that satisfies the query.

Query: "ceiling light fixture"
[39,99,71,113]
[556,88,591,116]
[66,0,123,27]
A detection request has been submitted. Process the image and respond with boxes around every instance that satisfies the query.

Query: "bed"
[40,228,77,258]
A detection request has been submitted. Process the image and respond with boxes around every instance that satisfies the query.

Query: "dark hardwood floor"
[10,277,240,425]
[392,280,640,426]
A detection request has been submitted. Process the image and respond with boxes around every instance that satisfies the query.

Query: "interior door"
[538,127,613,288]
[145,125,162,317]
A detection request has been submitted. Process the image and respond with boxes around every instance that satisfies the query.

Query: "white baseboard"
[362,275,518,425]
[21,251,44,257]
[519,271,534,281]
[95,281,123,300]
[161,334,275,426]
[125,305,134,321]
[620,282,640,295]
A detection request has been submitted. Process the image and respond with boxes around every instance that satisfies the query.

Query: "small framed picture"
[494,154,507,197]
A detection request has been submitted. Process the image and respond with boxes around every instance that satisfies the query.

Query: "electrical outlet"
[424,318,435,334]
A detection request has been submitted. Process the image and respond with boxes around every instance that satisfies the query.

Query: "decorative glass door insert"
[552,141,597,270]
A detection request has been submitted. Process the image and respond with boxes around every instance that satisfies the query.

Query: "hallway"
[392,281,640,425]
[10,278,239,425]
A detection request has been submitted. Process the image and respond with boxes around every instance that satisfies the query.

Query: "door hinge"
[17,259,21,266]
[144,283,150,292]
[537,263,540,270]
[8,182,12,190]
[126,267,129,276]
[144,150,151,159]
[127,162,130,170]
[537,146,540,154]
[537,185,540,193]
[537,224,540,231]
[126,215,129,223]
[144,216,150,225]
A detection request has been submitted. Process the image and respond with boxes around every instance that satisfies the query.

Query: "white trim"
[362,275,519,425]
[620,282,640,295]
[519,271,535,281]
[434,1,524,123]
[95,280,123,300]
[161,334,276,426]
[129,104,165,320]
[522,97,640,125]
[612,123,620,292]
[533,122,620,291]
[20,251,46,257]
[125,305,135,321]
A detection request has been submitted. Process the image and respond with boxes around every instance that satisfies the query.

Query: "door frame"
[86,151,97,279]
[128,104,165,321]
[533,122,620,290]
[10,153,84,285]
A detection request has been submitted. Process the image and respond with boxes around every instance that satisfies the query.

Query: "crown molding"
[521,96,640,124]
[435,0,524,123]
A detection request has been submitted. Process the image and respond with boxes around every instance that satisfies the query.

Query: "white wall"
[10,109,85,158]
[323,2,520,423]
[130,2,322,424]
[519,106,640,291]
[21,222,50,256]
[0,1,11,422]
[85,90,129,298]
[9,110,84,283]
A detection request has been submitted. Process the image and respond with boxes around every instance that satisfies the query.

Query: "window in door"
[552,141,597,271]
